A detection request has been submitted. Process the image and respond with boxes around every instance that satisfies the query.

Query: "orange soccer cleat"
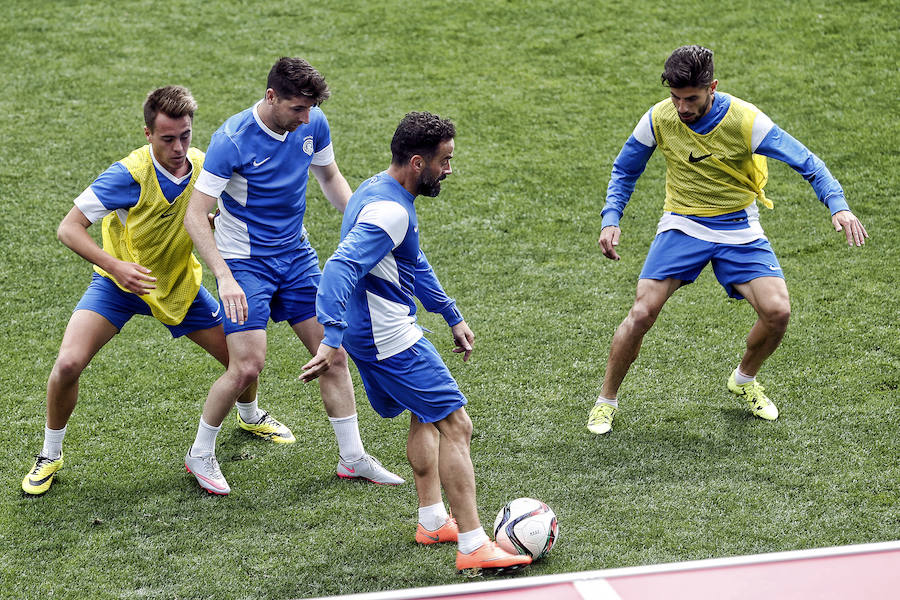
[416,517,459,545]
[456,540,531,576]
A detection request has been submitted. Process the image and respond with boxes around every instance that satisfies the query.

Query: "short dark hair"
[143,85,197,130]
[661,45,715,88]
[390,112,456,166]
[267,57,330,104]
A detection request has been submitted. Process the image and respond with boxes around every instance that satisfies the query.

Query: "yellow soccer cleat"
[728,373,779,421]
[22,454,63,496]
[587,402,617,435]
[416,517,459,545]
[456,540,531,576]
[237,410,296,444]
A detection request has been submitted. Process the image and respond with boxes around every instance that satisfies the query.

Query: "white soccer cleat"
[185,451,230,495]
[337,454,405,485]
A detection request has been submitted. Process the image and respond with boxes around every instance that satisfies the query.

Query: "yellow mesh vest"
[94,145,205,325]
[652,95,771,216]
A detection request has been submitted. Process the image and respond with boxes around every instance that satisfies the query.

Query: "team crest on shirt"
[303,136,314,156]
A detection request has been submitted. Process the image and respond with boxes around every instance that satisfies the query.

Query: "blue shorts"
[351,337,468,423]
[640,229,784,300]
[74,272,223,338]
[223,246,321,334]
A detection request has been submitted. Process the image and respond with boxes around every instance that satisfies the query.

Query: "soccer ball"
[492,497,558,560]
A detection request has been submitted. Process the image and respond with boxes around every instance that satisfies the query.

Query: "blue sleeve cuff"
[321,323,344,349]
[601,209,622,229]
[825,195,850,215]
[440,304,464,327]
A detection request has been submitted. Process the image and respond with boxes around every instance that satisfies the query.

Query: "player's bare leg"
[46,310,119,429]
[292,316,404,484]
[186,325,259,426]
[600,277,682,399]
[589,278,680,434]
[23,310,119,495]
[432,407,477,531]
[732,277,791,377]
[408,415,458,543]
[725,277,789,421]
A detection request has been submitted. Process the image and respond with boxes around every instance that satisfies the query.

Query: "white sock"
[236,397,263,424]
[330,414,365,462]
[190,418,220,457]
[733,368,755,385]
[595,395,618,408]
[418,501,450,530]
[42,425,66,460]
[458,527,489,554]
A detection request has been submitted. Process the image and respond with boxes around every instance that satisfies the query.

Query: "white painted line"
[573,579,622,600]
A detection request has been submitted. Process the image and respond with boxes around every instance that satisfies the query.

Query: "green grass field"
[1,1,898,598]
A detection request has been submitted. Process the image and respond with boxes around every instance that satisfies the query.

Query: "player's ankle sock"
[330,414,364,462]
[595,395,618,408]
[418,501,450,530]
[190,418,220,457]
[733,368,755,385]
[458,527,489,554]
[236,397,263,424]
[42,425,66,460]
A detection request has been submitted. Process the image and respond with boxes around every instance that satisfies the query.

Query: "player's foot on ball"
[337,454,405,485]
[587,401,617,434]
[727,373,779,421]
[22,453,63,495]
[416,517,459,545]
[237,410,296,444]
[456,540,531,576]
[185,451,230,495]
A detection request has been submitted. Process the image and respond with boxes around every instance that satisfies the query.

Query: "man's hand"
[300,343,339,382]
[450,321,475,362]
[832,210,868,247]
[108,260,156,295]
[598,226,621,260]
[217,275,248,324]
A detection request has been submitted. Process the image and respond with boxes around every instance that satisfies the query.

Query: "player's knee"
[765,304,791,333]
[51,353,88,383]
[441,408,473,445]
[626,303,659,333]
[229,358,264,389]
[329,347,350,370]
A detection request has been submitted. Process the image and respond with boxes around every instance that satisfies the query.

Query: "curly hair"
[266,57,330,104]
[390,112,456,166]
[143,85,197,130]
[661,45,715,88]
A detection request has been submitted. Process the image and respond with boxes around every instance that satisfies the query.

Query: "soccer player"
[184,57,403,494]
[21,86,291,496]
[586,45,868,435]
[301,112,531,575]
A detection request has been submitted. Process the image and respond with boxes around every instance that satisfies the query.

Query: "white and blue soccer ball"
[493,497,559,560]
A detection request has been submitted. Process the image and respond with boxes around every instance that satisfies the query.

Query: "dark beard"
[416,174,442,197]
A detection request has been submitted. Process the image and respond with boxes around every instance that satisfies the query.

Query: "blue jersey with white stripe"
[74,146,193,225]
[195,101,334,258]
[316,171,462,361]
[602,93,849,243]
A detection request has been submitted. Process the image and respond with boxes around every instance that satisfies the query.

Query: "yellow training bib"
[95,145,205,325]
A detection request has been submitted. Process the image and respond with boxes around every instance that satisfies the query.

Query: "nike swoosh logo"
[28,474,54,487]
[344,465,356,474]
[768,265,782,271]
[160,210,178,218]
[253,157,271,167]
[422,532,440,542]
[211,306,221,317]
[688,152,713,163]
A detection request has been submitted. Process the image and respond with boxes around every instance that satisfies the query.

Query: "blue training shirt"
[601,93,850,243]
[74,146,193,225]
[316,171,463,361]
[194,100,335,259]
